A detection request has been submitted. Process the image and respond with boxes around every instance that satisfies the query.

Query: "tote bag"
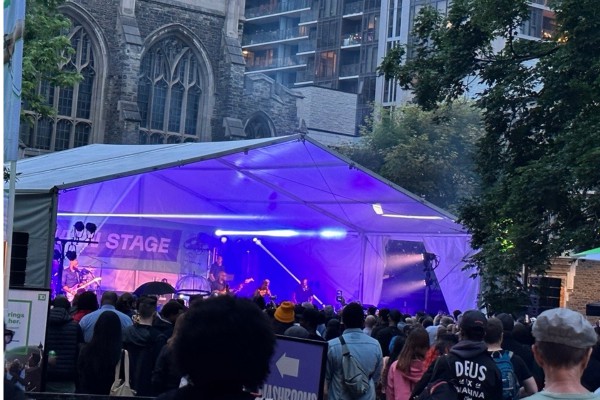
[110,349,136,397]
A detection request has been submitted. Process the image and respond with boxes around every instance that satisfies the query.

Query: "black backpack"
[413,356,458,400]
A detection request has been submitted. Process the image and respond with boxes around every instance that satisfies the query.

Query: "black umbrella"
[133,281,176,296]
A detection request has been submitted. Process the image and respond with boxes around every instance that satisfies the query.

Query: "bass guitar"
[65,277,102,301]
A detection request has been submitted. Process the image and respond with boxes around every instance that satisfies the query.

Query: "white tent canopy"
[7,135,478,311]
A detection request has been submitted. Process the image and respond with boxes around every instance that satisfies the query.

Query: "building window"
[138,36,205,143]
[20,23,96,152]
[245,113,275,139]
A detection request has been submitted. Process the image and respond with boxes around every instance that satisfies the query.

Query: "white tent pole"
[358,233,366,303]
[4,160,17,307]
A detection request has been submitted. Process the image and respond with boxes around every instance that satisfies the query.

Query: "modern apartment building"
[375,0,556,106]
[242,0,382,134]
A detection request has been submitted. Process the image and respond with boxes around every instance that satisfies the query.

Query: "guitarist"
[62,259,81,300]
[210,271,253,296]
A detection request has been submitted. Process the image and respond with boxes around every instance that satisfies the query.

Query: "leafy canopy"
[379,0,600,312]
[338,102,483,214]
[21,0,81,119]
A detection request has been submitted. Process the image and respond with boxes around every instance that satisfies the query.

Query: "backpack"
[339,335,371,398]
[413,356,458,400]
[492,350,520,400]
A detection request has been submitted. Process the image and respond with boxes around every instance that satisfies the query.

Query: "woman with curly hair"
[386,327,430,400]
[77,311,123,394]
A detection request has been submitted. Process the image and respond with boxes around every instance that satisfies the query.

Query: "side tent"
[7,135,478,312]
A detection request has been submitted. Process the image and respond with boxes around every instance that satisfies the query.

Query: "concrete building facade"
[19,0,306,157]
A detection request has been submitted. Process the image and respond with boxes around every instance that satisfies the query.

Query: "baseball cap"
[460,310,487,332]
[532,308,597,349]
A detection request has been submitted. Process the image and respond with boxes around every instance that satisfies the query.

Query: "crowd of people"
[4,287,600,399]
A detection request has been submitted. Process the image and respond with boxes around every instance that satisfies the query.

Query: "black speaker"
[10,232,29,286]
[528,277,561,317]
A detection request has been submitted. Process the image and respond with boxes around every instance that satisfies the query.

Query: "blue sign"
[258,335,328,400]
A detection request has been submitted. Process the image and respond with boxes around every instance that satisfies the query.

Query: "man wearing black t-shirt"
[485,317,538,397]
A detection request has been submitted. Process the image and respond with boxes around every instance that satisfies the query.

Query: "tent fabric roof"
[10,135,468,236]
[8,135,477,311]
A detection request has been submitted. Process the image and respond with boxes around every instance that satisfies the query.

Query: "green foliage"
[379,0,600,312]
[21,0,81,119]
[338,102,483,213]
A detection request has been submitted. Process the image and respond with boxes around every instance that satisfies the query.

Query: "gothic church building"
[20,0,304,156]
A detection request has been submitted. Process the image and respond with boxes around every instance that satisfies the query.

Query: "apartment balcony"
[299,9,318,25]
[343,0,363,18]
[295,70,315,84]
[246,0,312,22]
[245,55,307,72]
[242,27,309,47]
[339,63,359,78]
[341,33,362,47]
[297,39,316,54]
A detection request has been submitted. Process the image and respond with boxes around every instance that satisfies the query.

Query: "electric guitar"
[65,277,102,301]
[212,278,254,296]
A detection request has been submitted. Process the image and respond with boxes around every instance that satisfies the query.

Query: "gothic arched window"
[20,22,98,152]
[138,37,205,144]
[245,113,275,139]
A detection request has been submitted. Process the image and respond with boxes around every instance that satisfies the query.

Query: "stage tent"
[7,134,478,312]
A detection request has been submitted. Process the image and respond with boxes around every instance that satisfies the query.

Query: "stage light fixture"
[319,229,346,239]
[74,221,85,232]
[85,222,97,235]
[220,236,228,244]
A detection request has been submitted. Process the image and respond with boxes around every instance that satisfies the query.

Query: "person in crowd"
[116,292,137,318]
[292,278,314,304]
[324,318,342,341]
[45,296,83,393]
[156,295,276,400]
[378,331,407,400]
[420,310,503,400]
[123,295,167,396]
[364,315,377,336]
[325,302,383,400]
[152,314,185,395]
[79,291,133,342]
[4,324,25,400]
[72,290,99,323]
[153,299,185,338]
[284,325,310,339]
[77,311,123,394]
[386,327,429,400]
[300,307,326,341]
[371,308,390,340]
[485,317,538,398]
[374,309,402,358]
[496,312,540,386]
[208,254,225,282]
[526,308,598,399]
[272,301,295,334]
[582,326,600,392]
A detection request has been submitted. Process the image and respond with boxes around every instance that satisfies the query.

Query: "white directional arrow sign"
[276,353,300,378]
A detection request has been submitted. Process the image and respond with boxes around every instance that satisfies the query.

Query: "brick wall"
[564,259,600,320]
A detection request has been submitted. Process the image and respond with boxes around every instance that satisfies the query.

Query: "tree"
[21,0,81,119]
[338,102,483,213]
[379,0,600,313]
